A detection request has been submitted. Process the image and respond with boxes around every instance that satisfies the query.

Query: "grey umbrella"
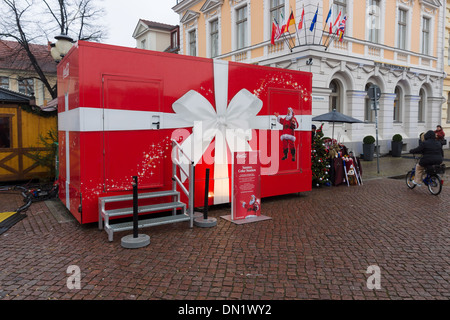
[312,109,363,140]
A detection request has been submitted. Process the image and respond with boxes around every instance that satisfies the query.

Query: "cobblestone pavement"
[0,154,449,301]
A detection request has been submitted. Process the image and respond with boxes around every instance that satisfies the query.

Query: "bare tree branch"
[0,0,107,99]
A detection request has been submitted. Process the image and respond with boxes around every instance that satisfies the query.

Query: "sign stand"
[221,151,271,225]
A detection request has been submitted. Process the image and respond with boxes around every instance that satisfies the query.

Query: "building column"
[404,95,420,139]
[345,90,367,155]
[427,96,445,128]
[378,93,396,140]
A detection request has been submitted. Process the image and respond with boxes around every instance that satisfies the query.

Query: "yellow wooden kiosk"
[0,88,57,182]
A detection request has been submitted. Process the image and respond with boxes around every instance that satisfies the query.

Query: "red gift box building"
[57,41,312,227]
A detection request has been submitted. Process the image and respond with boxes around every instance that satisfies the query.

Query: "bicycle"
[405,155,445,195]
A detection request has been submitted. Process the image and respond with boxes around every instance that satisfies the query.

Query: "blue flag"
[325,8,332,23]
[310,7,318,31]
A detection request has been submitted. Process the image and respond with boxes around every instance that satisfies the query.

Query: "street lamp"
[51,34,74,62]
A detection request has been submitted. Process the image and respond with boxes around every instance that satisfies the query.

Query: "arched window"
[447,92,450,123]
[394,86,402,122]
[365,83,375,122]
[418,88,425,122]
[329,80,341,112]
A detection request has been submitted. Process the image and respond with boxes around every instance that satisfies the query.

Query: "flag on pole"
[285,9,296,30]
[325,7,332,24]
[324,7,332,34]
[271,18,281,44]
[330,10,341,34]
[309,7,318,32]
[298,6,305,30]
[279,12,286,33]
[338,15,347,42]
[281,10,294,34]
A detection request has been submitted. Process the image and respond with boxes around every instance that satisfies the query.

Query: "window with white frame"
[368,0,380,43]
[18,78,34,95]
[365,83,375,122]
[448,33,450,65]
[394,86,402,122]
[270,0,285,28]
[447,92,450,123]
[397,8,407,50]
[172,30,179,49]
[333,0,347,22]
[418,88,425,122]
[421,17,430,55]
[189,29,197,56]
[236,5,248,50]
[329,80,341,113]
[141,39,146,49]
[210,19,219,58]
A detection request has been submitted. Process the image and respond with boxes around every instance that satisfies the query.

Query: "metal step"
[104,201,185,218]
[99,190,179,204]
[105,214,190,242]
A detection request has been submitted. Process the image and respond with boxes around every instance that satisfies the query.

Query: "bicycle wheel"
[427,175,442,195]
[405,171,416,189]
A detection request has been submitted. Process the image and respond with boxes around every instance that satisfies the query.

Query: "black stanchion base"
[121,234,150,249]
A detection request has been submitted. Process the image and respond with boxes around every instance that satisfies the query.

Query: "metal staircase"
[98,139,195,242]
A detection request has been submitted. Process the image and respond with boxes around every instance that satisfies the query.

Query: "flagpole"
[291,6,301,48]
[282,32,293,52]
[311,3,319,45]
[304,15,307,45]
[320,6,332,46]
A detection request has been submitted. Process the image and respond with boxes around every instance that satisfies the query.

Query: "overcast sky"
[103,0,180,48]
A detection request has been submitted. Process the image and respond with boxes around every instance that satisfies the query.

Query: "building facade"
[132,19,180,53]
[172,0,446,155]
[443,0,450,134]
[0,40,56,107]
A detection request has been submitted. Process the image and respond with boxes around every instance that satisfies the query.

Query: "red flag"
[271,21,277,45]
[298,7,305,30]
[271,19,281,45]
[333,11,342,28]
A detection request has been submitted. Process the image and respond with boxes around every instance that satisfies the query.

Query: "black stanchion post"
[121,175,150,248]
[132,175,138,238]
[203,169,209,220]
[193,168,217,228]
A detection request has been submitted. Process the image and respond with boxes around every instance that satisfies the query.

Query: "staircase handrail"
[171,139,195,228]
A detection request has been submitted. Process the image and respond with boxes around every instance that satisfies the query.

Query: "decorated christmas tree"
[311,124,330,187]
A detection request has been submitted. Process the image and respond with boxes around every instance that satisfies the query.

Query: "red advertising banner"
[232,151,261,220]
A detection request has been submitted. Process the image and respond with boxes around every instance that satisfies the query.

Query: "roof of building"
[0,40,56,74]
[0,86,32,103]
[139,19,178,32]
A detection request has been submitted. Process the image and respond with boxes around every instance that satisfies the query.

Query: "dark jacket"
[409,130,443,167]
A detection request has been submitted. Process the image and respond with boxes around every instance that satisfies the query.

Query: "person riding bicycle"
[409,130,443,186]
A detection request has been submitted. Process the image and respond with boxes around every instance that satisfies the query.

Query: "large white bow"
[172,61,263,204]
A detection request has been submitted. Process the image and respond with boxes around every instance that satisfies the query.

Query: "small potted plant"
[363,135,375,161]
[391,134,403,157]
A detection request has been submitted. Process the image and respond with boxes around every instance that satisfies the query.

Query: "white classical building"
[172,0,446,155]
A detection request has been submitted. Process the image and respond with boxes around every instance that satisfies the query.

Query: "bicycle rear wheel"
[427,175,442,195]
[406,171,416,189]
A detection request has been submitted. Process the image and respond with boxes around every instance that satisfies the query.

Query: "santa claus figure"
[275,107,299,161]
[242,194,260,213]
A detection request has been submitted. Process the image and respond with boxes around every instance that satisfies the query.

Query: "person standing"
[435,125,446,145]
